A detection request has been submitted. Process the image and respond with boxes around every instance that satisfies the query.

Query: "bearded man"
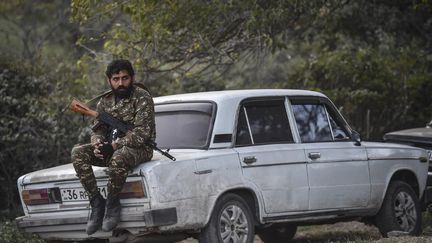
[71,59,155,235]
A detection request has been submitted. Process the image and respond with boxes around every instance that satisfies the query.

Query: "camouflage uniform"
[71,86,155,199]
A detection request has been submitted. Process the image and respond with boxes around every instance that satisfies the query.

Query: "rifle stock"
[69,98,98,118]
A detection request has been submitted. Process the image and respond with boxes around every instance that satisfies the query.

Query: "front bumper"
[422,172,432,210]
[16,207,177,240]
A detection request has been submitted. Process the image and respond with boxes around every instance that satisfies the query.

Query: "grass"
[293,221,381,242]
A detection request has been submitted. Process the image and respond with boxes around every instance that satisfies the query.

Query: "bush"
[0,220,44,243]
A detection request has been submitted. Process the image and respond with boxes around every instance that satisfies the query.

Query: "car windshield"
[155,102,215,149]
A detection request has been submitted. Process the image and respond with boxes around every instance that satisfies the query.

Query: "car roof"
[153,89,329,149]
[154,89,326,104]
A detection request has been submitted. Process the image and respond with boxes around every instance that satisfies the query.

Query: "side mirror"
[351,130,361,146]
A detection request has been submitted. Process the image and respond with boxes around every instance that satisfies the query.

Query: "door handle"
[308,152,321,160]
[194,169,213,175]
[243,156,257,164]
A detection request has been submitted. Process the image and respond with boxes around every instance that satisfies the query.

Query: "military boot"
[102,195,121,231]
[86,193,106,235]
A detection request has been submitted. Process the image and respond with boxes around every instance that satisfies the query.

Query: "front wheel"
[375,180,421,236]
[198,193,255,243]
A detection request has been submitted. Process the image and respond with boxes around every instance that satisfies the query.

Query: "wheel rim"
[219,204,249,243]
[394,191,417,232]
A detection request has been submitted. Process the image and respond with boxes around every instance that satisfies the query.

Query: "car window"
[327,108,350,140]
[155,102,214,149]
[292,103,333,143]
[235,99,294,146]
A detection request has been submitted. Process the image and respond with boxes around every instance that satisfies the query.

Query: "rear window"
[155,102,214,149]
[235,99,294,146]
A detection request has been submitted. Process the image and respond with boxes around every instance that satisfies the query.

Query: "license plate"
[61,187,107,202]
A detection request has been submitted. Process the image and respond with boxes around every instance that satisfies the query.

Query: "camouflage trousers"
[71,143,152,200]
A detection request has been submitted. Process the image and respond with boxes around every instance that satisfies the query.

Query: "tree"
[0,1,78,67]
[0,0,91,218]
[70,0,432,139]
[71,0,351,94]
[220,0,432,139]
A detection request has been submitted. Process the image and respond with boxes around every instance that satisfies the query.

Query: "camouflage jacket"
[90,86,156,150]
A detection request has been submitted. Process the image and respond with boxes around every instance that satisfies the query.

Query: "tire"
[258,224,297,243]
[375,180,422,237]
[198,193,255,243]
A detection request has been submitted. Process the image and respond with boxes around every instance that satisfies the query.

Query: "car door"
[234,97,309,214]
[290,97,370,210]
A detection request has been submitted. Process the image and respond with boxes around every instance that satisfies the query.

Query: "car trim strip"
[369,157,424,161]
[263,211,341,222]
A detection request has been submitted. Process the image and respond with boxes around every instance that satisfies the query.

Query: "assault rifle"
[69,98,176,161]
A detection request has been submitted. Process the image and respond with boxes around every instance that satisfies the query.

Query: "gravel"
[178,221,432,243]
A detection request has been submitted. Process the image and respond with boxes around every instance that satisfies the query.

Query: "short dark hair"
[105,59,135,79]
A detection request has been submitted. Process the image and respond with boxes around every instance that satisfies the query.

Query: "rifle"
[69,98,176,161]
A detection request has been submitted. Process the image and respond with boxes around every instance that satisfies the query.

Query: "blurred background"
[0,0,431,231]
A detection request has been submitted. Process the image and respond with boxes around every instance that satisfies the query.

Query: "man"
[71,59,155,235]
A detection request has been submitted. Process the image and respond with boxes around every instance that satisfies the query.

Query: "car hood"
[384,127,432,144]
[19,149,205,185]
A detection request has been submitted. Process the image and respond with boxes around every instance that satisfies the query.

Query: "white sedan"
[16,89,429,243]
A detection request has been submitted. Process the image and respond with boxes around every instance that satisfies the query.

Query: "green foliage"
[70,0,350,94]
[0,220,44,243]
[0,63,84,218]
[69,1,432,138]
[0,1,78,69]
[292,45,432,139]
[0,1,92,219]
[206,0,432,139]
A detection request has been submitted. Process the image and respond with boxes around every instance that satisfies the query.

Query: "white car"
[16,89,429,243]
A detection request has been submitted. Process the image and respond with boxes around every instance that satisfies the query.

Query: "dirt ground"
[178,221,432,243]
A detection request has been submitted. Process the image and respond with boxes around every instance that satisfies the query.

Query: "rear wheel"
[375,180,421,236]
[198,193,255,243]
[258,224,297,243]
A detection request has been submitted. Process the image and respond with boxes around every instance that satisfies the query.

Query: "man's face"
[108,70,133,98]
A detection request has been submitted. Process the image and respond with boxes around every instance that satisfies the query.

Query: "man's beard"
[112,85,133,99]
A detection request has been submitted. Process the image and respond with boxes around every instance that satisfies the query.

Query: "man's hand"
[93,139,104,159]
[93,139,117,159]
[99,143,114,159]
